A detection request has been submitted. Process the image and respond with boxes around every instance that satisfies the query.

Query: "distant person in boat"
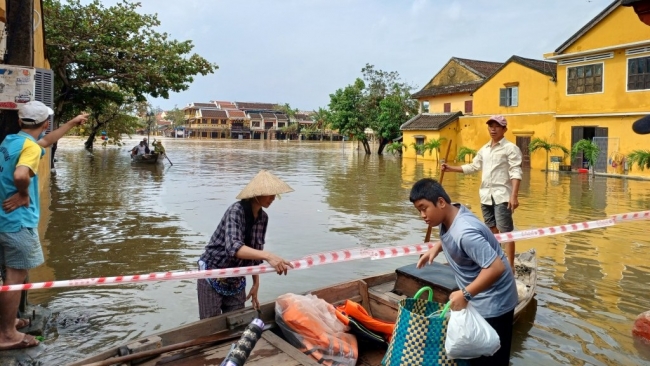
[440,115,522,272]
[131,141,148,157]
[152,140,165,155]
[0,102,88,351]
[197,170,295,319]
[411,178,517,366]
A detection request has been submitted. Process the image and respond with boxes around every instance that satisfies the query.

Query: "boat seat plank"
[394,262,458,302]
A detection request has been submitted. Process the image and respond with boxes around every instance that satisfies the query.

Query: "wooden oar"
[85,323,274,366]
[163,153,173,166]
[424,139,453,243]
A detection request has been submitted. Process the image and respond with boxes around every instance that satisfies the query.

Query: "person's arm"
[448,230,506,311]
[416,241,443,268]
[2,142,41,213]
[247,274,261,309]
[38,114,89,148]
[459,148,483,174]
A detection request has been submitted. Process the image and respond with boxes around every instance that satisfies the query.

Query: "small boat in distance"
[71,249,537,366]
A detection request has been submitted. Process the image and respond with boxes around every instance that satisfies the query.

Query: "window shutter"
[464,100,473,114]
[499,88,507,106]
[35,68,54,133]
[511,87,518,107]
[444,103,451,113]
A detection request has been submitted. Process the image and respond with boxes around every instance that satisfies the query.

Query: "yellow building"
[544,1,650,176]
[463,55,559,170]
[404,57,502,161]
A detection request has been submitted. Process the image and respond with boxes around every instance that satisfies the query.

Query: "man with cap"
[441,115,523,273]
[197,169,295,319]
[0,101,88,350]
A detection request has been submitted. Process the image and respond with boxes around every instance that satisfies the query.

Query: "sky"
[82,0,615,112]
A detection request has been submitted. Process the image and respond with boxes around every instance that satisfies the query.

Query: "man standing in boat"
[0,102,88,351]
[412,178,517,365]
[197,170,295,319]
[440,115,522,272]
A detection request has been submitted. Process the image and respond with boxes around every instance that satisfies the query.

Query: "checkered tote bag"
[381,287,466,366]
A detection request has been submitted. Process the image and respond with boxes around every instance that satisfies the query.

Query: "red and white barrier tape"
[1,210,648,292]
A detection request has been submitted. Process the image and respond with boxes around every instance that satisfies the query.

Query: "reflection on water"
[25,138,650,365]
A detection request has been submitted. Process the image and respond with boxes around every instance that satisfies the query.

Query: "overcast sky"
[82,0,615,111]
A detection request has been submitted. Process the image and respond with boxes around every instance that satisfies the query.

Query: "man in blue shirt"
[0,101,87,351]
[411,178,517,366]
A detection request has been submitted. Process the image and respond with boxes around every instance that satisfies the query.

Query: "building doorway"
[515,136,531,169]
[571,126,608,171]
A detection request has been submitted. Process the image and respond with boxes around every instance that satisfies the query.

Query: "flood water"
[18,137,650,365]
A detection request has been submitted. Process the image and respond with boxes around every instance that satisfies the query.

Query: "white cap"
[18,101,54,125]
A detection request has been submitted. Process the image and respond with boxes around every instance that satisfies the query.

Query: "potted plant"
[385,141,407,156]
[528,138,570,172]
[571,139,600,176]
[627,150,650,171]
[457,146,477,163]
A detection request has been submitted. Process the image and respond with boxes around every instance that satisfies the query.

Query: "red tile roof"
[226,110,247,119]
[236,102,278,110]
[216,101,237,109]
[200,109,228,118]
[412,80,483,99]
[453,57,503,78]
[185,102,217,110]
[261,113,277,120]
[400,112,463,131]
[248,113,262,120]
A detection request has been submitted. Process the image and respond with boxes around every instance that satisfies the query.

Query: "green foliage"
[409,142,425,158]
[327,64,417,154]
[627,150,650,171]
[457,146,477,163]
[571,139,600,171]
[385,141,406,156]
[165,107,186,128]
[423,137,447,159]
[529,137,570,170]
[44,0,217,125]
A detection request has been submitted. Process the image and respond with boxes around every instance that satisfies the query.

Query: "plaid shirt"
[199,201,268,270]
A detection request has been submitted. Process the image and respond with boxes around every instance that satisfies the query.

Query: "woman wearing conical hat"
[197,170,295,319]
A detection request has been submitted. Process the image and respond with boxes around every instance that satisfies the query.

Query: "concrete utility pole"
[0,0,34,144]
[2,0,35,315]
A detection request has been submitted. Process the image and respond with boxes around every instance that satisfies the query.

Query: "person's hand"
[508,195,519,212]
[70,113,90,126]
[449,290,469,311]
[441,163,449,172]
[416,244,441,269]
[2,192,29,213]
[266,254,294,275]
[246,283,260,310]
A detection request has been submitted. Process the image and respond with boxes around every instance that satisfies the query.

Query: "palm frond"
[457,146,477,163]
[571,139,600,168]
[627,150,650,171]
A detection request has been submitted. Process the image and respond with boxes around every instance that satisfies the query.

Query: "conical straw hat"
[236,170,294,199]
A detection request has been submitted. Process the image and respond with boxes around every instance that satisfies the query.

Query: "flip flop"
[15,318,30,329]
[0,334,39,350]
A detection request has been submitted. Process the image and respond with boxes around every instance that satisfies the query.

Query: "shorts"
[481,198,514,233]
[0,227,44,270]
[197,278,246,319]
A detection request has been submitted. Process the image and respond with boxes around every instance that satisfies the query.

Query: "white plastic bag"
[444,303,500,359]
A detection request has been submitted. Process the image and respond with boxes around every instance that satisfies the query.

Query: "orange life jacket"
[336,300,395,341]
[277,295,358,365]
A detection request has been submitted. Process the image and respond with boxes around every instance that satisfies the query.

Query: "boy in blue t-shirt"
[0,101,87,351]
[411,178,517,366]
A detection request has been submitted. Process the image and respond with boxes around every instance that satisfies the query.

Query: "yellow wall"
[555,50,650,115]
[472,62,557,115]
[424,59,483,89]
[420,93,472,114]
[402,122,459,162]
[561,6,650,55]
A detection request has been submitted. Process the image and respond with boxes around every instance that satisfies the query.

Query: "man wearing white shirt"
[441,115,523,271]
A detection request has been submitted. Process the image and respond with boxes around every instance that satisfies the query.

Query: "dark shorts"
[0,227,44,270]
[197,278,246,319]
[469,309,514,366]
[481,198,514,233]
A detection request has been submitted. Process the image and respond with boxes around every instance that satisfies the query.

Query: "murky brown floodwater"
[13,137,650,365]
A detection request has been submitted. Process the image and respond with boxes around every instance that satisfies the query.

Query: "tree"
[571,139,600,175]
[328,79,371,153]
[457,146,477,163]
[627,150,650,171]
[409,142,425,161]
[423,137,447,165]
[529,138,570,172]
[165,106,186,128]
[311,107,330,140]
[44,0,217,149]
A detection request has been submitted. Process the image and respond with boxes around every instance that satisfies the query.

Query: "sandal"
[0,334,39,350]
[15,318,30,329]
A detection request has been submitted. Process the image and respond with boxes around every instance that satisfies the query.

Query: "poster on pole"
[0,65,36,110]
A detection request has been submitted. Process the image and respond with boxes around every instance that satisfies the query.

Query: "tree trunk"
[545,150,549,172]
[377,138,388,155]
[362,140,371,154]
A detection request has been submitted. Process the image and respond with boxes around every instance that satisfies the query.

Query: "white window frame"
[565,62,605,96]
[499,86,518,107]
[626,54,650,92]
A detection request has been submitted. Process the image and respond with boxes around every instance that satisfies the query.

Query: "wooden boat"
[131,152,160,164]
[72,249,537,366]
